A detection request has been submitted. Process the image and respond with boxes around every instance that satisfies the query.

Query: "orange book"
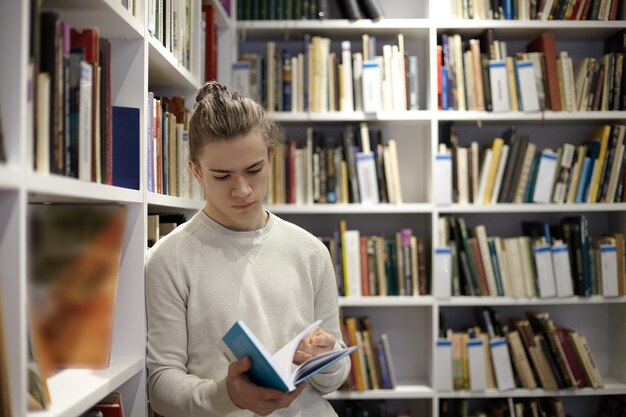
[527,33,562,111]
[28,204,127,373]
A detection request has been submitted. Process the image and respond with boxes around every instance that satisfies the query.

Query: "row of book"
[436,124,626,206]
[334,401,411,417]
[146,94,200,199]
[78,392,124,417]
[33,13,112,182]
[439,396,624,417]
[147,0,194,71]
[147,213,187,248]
[30,12,143,189]
[442,0,625,20]
[237,0,385,21]
[340,315,397,391]
[319,221,428,297]
[437,215,626,298]
[233,34,419,114]
[27,204,127,410]
[438,30,625,113]
[265,124,404,205]
[438,308,603,393]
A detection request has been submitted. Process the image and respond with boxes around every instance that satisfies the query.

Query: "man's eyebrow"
[209,159,264,173]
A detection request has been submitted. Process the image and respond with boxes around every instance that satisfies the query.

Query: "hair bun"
[195,81,227,104]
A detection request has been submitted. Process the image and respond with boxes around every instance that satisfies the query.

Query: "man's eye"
[248,169,261,175]
[214,176,229,181]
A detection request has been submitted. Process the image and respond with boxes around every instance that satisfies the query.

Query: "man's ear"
[189,160,203,184]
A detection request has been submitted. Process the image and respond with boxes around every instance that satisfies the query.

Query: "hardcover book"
[219,320,358,392]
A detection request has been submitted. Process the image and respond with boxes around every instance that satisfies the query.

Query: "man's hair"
[188,81,285,164]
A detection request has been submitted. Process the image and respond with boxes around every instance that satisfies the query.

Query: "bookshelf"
[0,0,231,416]
[233,0,626,416]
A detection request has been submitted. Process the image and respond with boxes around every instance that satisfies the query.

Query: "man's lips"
[233,201,254,209]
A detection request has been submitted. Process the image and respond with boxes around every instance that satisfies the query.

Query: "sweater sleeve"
[306,244,351,394]
[145,243,242,417]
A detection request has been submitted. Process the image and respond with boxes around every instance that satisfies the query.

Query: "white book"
[340,41,354,112]
[386,139,403,204]
[232,61,251,96]
[382,45,393,111]
[433,247,452,299]
[489,60,510,112]
[561,53,577,112]
[78,61,93,182]
[516,60,540,112]
[600,243,619,297]
[533,244,557,298]
[467,338,488,391]
[532,149,558,203]
[474,225,498,296]
[362,60,382,113]
[352,52,364,111]
[434,152,453,205]
[391,45,407,111]
[494,236,513,296]
[504,237,524,297]
[408,55,419,110]
[490,144,510,204]
[436,338,453,391]
[453,34,467,111]
[456,147,470,204]
[343,229,362,296]
[489,337,516,391]
[355,152,380,204]
[551,242,575,297]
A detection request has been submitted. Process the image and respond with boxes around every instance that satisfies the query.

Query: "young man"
[146,81,351,416]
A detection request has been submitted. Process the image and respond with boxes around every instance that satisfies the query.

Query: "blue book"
[575,157,592,203]
[112,106,140,190]
[220,320,359,392]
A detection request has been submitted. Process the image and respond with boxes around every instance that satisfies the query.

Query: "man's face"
[190,129,272,231]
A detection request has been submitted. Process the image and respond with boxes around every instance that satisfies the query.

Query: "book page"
[272,320,322,380]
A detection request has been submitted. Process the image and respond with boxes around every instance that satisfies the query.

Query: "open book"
[220,320,358,392]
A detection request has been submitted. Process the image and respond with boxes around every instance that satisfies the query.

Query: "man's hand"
[226,357,306,416]
[293,327,336,365]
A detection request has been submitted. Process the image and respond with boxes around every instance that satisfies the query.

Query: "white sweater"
[146,211,350,417]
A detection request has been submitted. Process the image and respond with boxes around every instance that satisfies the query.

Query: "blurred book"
[28,204,127,376]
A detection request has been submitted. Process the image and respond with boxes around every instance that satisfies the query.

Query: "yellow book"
[339,219,350,295]
[344,317,367,391]
[587,125,612,202]
[483,137,505,204]
[505,57,519,112]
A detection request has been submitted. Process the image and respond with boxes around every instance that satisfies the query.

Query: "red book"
[527,33,562,111]
[202,4,217,81]
[553,326,587,388]
[359,236,370,296]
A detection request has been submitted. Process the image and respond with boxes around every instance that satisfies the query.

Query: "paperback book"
[220,320,358,392]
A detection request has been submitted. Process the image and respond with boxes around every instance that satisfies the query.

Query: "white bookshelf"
[0,0,212,415]
[234,0,626,416]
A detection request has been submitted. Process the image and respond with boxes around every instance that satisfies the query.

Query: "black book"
[336,0,364,20]
[604,29,625,110]
[356,0,385,21]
